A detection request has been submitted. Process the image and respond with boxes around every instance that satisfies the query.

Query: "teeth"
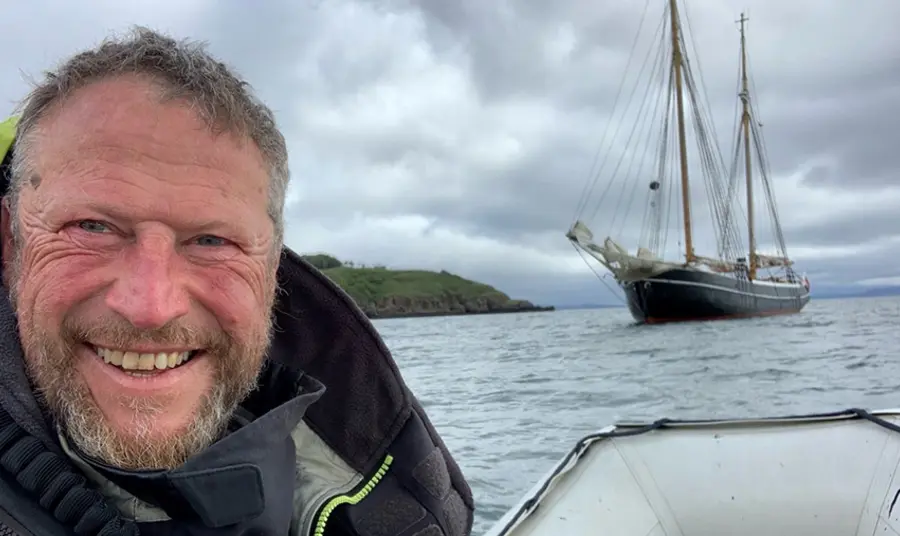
[96,347,192,371]
[122,352,139,369]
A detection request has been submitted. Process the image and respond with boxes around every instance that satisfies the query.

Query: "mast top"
[736,12,749,34]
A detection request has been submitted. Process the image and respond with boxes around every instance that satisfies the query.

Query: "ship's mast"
[669,0,693,263]
[738,13,756,279]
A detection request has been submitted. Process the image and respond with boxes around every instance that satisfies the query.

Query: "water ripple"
[371,296,899,535]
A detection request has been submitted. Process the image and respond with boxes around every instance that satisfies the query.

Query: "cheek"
[190,266,272,336]
[17,245,111,321]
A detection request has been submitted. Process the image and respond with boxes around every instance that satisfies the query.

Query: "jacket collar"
[65,362,325,529]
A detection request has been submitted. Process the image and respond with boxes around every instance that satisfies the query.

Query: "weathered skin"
[4,74,277,469]
[0,73,475,536]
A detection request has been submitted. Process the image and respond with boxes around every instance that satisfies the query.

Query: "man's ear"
[1,197,13,284]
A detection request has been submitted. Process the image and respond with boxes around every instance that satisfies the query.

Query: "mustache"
[59,313,233,354]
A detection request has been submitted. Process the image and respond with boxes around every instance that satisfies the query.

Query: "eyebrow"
[68,200,249,239]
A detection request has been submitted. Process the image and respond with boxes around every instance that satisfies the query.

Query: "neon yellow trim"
[313,454,394,536]
[0,115,18,162]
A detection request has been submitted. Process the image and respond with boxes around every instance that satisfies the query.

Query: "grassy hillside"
[302,254,554,319]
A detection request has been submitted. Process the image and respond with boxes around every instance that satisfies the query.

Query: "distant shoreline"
[367,304,556,320]
[302,253,556,319]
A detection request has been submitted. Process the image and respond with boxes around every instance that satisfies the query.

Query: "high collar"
[67,361,324,529]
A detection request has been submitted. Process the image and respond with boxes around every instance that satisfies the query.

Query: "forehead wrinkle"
[36,141,258,206]
[31,76,265,173]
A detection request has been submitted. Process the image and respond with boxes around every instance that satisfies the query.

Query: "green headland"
[302,254,555,319]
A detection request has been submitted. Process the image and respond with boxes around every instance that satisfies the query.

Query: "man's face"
[3,75,277,470]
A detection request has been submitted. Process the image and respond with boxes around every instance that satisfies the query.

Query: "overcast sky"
[1,0,897,306]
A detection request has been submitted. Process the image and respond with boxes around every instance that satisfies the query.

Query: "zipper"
[311,454,394,536]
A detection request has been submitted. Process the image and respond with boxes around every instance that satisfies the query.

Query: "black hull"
[622,268,810,324]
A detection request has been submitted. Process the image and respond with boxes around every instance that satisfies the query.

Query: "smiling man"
[0,28,473,536]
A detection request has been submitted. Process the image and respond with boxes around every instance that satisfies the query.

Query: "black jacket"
[0,145,474,535]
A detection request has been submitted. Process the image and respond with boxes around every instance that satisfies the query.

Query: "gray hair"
[8,26,290,250]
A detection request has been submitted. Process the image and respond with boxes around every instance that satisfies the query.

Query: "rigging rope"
[570,1,796,282]
[609,16,671,241]
[572,0,655,222]
[570,243,626,305]
[584,9,668,227]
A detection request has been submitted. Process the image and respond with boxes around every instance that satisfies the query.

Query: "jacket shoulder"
[272,252,474,535]
[314,405,473,536]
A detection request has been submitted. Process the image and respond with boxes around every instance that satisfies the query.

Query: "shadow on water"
[372,296,899,534]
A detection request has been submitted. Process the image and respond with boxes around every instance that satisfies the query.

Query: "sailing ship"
[566,0,810,324]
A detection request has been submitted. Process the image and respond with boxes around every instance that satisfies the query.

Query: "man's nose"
[105,232,190,330]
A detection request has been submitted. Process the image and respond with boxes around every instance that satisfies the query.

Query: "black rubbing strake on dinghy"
[0,407,138,535]
[495,408,900,535]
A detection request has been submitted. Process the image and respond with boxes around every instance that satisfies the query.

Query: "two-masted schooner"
[567,0,810,324]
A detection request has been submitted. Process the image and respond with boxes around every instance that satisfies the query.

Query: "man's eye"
[194,235,227,247]
[77,220,111,233]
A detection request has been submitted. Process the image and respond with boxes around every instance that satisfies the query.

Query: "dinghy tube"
[484,408,900,536]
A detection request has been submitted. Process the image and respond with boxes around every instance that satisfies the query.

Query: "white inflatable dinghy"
[484,408,900,536]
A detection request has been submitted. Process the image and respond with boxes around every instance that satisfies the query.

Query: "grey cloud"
[407,0,900,192]
[481,270,619,309]
[191,4,326,107]
[405,0,899,260]
[181,0,900,258]
[788,206,900,248]
[769,70,900,190]
[802,244,899,287]
[414,1,659,102]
